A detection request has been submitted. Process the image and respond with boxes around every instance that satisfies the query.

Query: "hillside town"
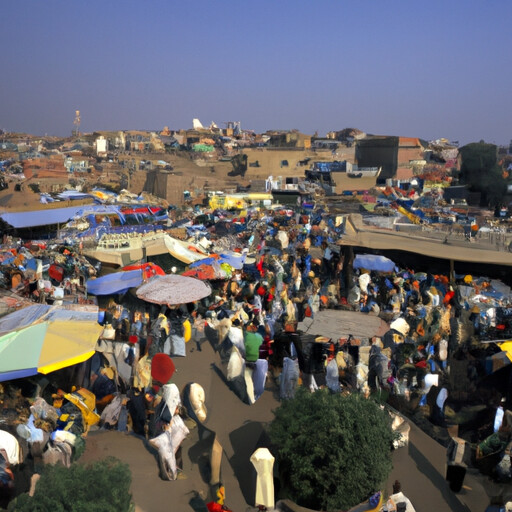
[0,121,512,512]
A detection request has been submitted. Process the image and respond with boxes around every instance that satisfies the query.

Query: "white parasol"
[136,274,212,306]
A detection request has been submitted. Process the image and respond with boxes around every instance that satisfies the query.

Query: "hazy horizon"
[1,1,511,146]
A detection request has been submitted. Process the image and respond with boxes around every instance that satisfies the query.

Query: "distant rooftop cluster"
[1,119,511,214]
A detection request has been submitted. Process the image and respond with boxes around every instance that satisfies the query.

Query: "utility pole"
[73,110,81,138]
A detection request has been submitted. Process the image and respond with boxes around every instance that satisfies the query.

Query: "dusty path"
[81,310,490,512]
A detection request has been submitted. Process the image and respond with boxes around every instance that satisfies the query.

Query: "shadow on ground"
[408,441,469,512]
[228,421,273,506]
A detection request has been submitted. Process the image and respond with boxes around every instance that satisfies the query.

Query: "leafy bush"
[10,457,133,512]
[269,389,394,511]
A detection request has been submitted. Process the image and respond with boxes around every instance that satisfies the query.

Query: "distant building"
[265,130,311,149]
[64,156,91,173]
[150,132,165,152]
[225,121,241,137]
[23,156,67,178]
[397,137,427,177]
[124,131,152,152]
[95,136,108,156]
[22,156,70,190]
[356,136,399,181]
[397,137,425,168]
[184,130,201,147]
[0,142,18,152]
[356,136,426,182]
[143,169,185,205]
[443,185,481,206]
[173,133,186,146]
[159,135,180,149]
[60,141,91,155]
[327,128,366,143]
[312,139,339,150]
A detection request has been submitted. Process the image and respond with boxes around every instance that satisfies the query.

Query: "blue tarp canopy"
[354,254,396,273]
[313,161,345,172]
[57,191,93,200]
[188,252,246,270]
[0,204,127,229]
[219,252,246,270]
[86,270,143,296]
[0,206,90,229]
[25,258,39,271]
[189,256,216,268]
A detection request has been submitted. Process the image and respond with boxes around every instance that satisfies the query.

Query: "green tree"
[10,457,133,512]
[269,389,394,511]
[459,142,507,206]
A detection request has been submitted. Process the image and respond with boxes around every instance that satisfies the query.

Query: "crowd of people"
[1,202,512,509]
[94,204,512,478]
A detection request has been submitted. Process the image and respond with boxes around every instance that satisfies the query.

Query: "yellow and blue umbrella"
[0,305,102,382]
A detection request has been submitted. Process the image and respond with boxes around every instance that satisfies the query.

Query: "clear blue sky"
[1,0,511,145]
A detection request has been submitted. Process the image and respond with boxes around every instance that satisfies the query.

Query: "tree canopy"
[458,142,507,206]
[10,457,133,512]
[269,389,394,511]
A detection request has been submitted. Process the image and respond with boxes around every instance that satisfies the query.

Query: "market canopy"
[0,305,102,382]
[195,251,247,270]
[86,270,144,296]
[136,274,212,306]
[217,251,248,270]
[298,309,389,340]
[0,204,123,229]
[0,205,88,229]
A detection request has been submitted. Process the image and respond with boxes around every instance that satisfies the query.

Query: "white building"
[95,136,108,156]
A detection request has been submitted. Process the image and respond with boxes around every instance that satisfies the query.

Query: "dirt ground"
[79,310,489,512]
[80,309,389,512]
[81,335,279,512]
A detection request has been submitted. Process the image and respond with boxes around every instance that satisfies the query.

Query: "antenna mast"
[73,110,81,137]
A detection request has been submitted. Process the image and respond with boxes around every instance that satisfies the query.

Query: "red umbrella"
[151,353,175,385]
[122,262,165,280]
